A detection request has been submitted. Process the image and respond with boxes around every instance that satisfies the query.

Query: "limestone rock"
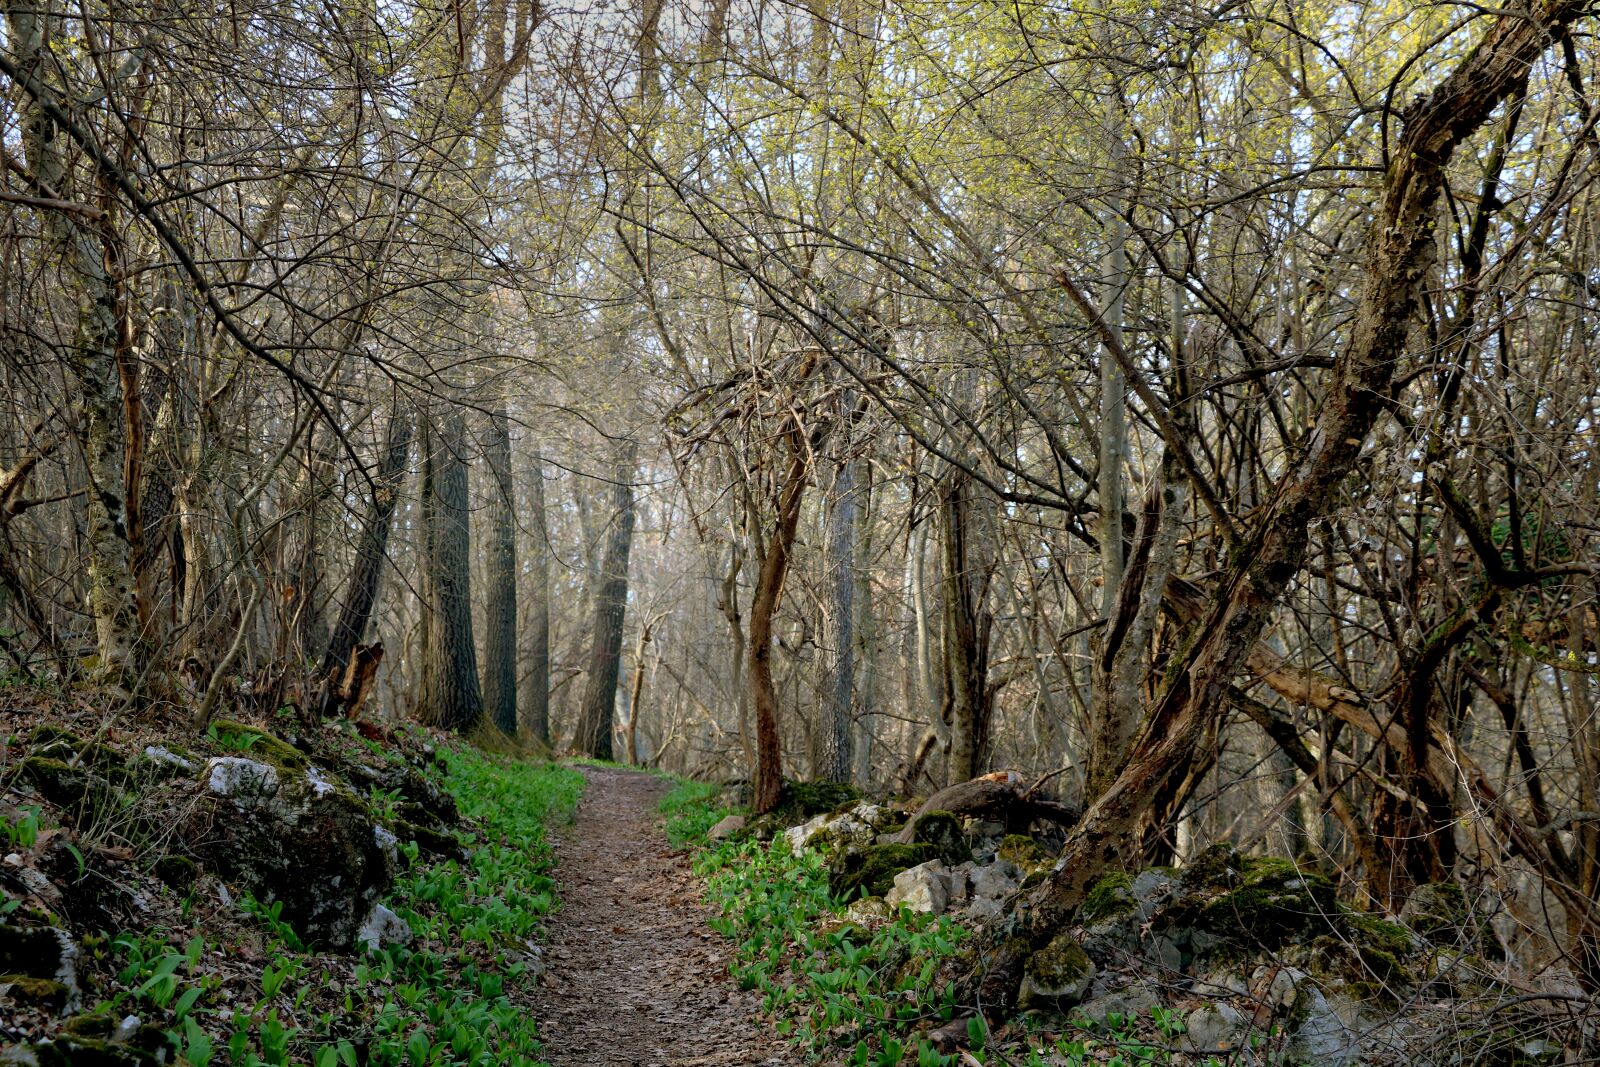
[707,815,746,841]
[189,755,391,950]
[139,746,197,779]
[1182,1003,1247,1053]
[0,924,80,1016]
[885,859,950,914]
[1283,985,1360,1067]
[203,757,280,805]
[356,903,413,952]
[1072,981,1161,1024]
[844,897,891,922]
[965,820,1007,863]
[1018,931,1095,1012]
[782,813,830,852]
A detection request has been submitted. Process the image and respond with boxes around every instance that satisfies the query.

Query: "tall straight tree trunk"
[522,445,551,743]
[818,456,856,783]
[482,405,519,735]
[941,469,993,783]
[573,442,638,758]
[420,409,482,732]
[6,0,140,684]
[851,459,877,787]
[750,435,808,813]
[322,410,412,681]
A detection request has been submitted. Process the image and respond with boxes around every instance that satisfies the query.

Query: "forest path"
[534,765,796,1067]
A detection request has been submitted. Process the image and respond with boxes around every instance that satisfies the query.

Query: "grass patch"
[90,744,581,1067]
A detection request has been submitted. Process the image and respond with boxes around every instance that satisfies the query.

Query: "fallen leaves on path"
[536,766,798,1067]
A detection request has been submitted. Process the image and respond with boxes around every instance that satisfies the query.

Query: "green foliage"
[657,778,724,846]
[86,745,581,1067]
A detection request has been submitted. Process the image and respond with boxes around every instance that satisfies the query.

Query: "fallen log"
[894,772,1081,843]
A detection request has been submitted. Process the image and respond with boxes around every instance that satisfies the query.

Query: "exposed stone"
[1018,931,1095,1012]
[0,925,80,1015]
[1182,1002,1248,1053]
[782,813,830,852]
[203,757,280,805]
[139,746,197,778]
[844,897,891,922]
[966,820,1007,863]
[968,859,1023,903]
[905,810,970,865]
[828,843,936,900]
[0,1035,164,1066]
[189,755,392,949]
[1072,981,1161,1024]
[356,903,412,952]
[885,859,950,914]
[996,834,1053,875]
[707,815,747,841]
[1283,985,1360,1067]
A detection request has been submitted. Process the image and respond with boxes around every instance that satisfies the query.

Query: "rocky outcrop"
[188,752,395,949]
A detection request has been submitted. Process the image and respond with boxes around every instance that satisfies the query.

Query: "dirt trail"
[535,765,796,1067]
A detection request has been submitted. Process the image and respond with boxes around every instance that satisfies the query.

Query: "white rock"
[969,859,1023,902]
[707,815,746,841]
[204,757,279,804]
[1263,965,1312,1010]
[1183,1003,1247,1052]
[305,766,337,798]
[1283,986,1360,1067]
[356,903,413,952]
[373,826,400,870]
[782,814,830,852]
[886,859,950,914]
[142,745,198,775]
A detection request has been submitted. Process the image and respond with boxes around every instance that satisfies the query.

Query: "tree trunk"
[818,456,856,783]
[420,409,482,732]
[321,410,411,690]
[941,470,993,783]
[522,445,552,743]
[6,0,140,685]
[977,2,1587,1013]
[482,405,519,736]
[749,436,808,813]
[573,442,638,759]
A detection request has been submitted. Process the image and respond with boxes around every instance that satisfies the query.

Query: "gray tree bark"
[483,405,519,735]
[573,442,638,758]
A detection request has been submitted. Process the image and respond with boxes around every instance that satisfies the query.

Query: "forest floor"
[534,765,796,1066]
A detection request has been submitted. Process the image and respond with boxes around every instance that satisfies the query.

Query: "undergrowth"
[89,745,581,1067]
[665,783,1234,1067]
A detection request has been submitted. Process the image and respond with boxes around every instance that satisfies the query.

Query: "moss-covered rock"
[828,842,937,900]
[207,719,309,771]
[906,810,970,865]
[773,780,861,823]
[1187,855,1338,953]
[189,757,391,949]
[151,854,197,890]
[1079,871,1136,924]
[996,834,1052,874]
[0,925,78,1013]
[395,818,463,859]
[18,757,98,808]
[0,1035,163,1066]
[0,974,69,1010]
[1018,931,1095,1012]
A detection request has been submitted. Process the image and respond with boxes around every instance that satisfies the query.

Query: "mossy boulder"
[906,810,971,865]
[1018,931,1095,1012]
[0,925,78,1013]
[1182,853,1339,954]
[828,842,937,901]
[773,780,861,824]
[206,719,309,771]
[0,974,70,1011]
[189,756,392,949]
[996,834,1052,875]
[1079,871,1136,924]
[0,1035,163,1066]
[18,757,99,809]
